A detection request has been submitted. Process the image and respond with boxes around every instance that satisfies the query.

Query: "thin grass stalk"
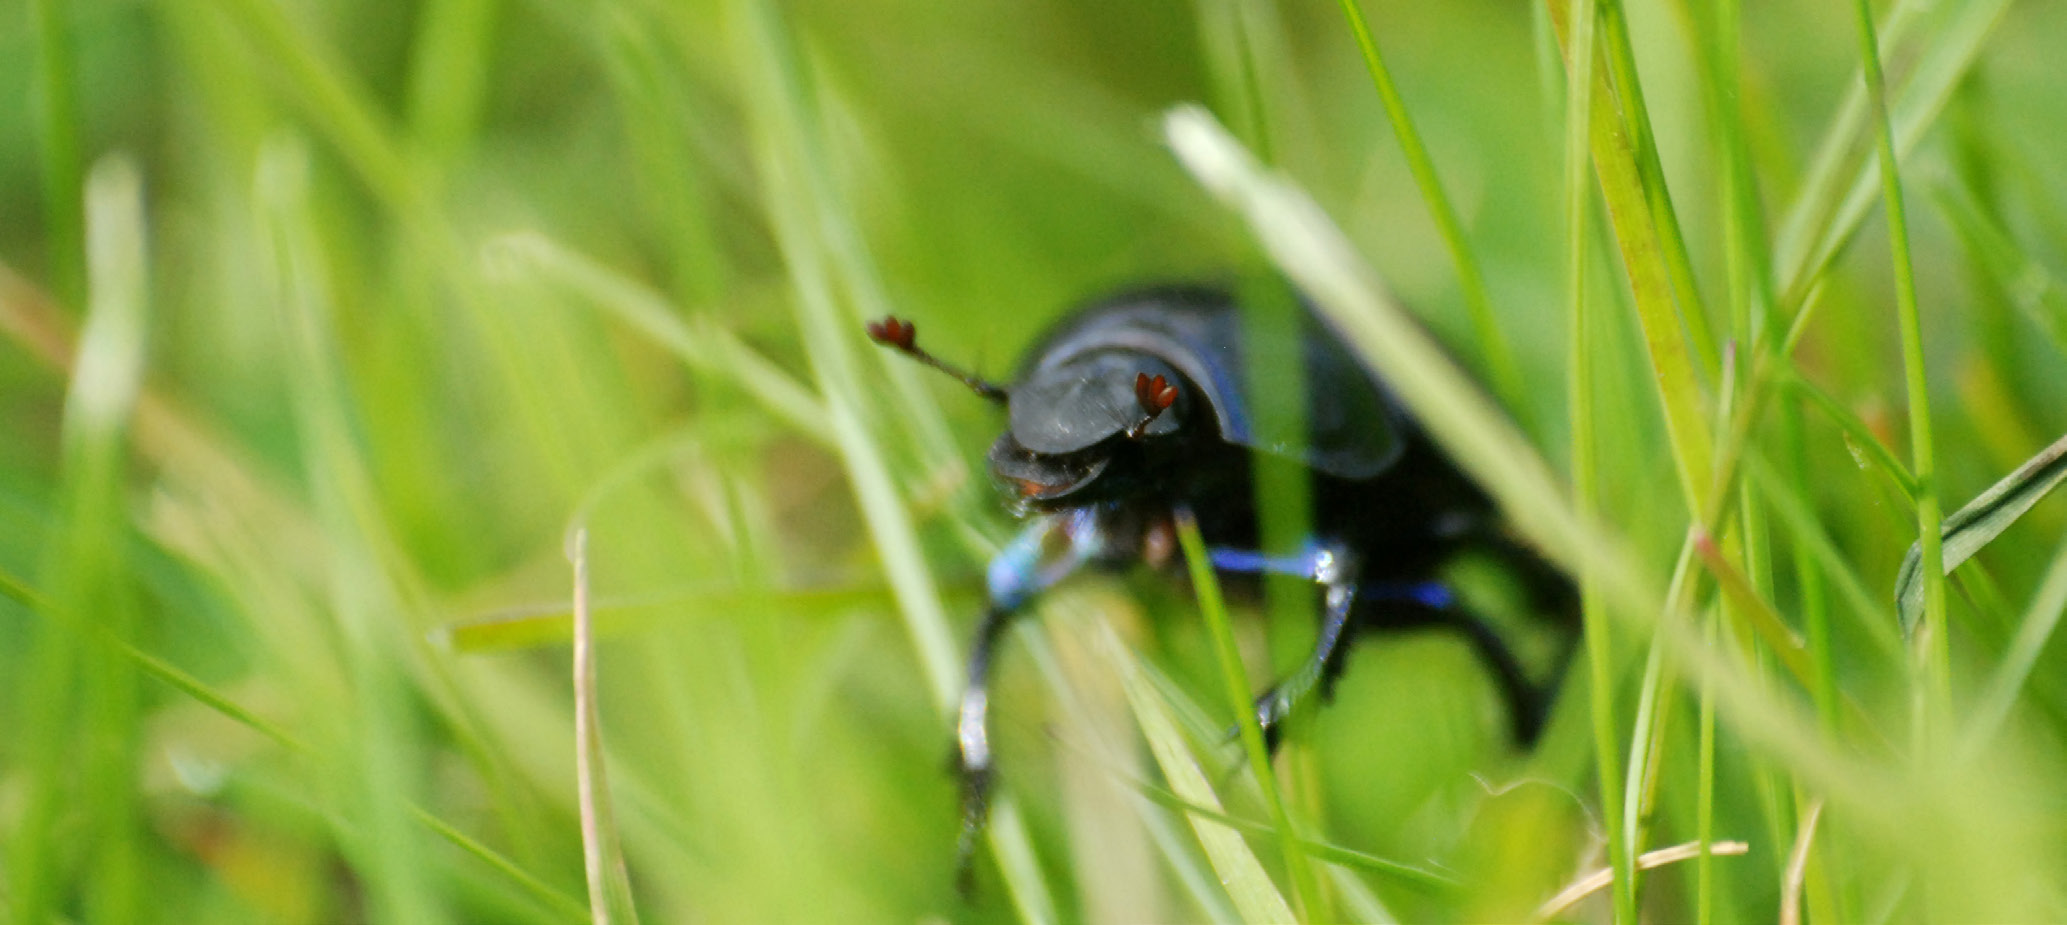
[1777,0,2010,316]
[1556,0,1635,918]
[1333,0,1527,423]
[32,0,84,309]
[1848,0,1948,729]
[1778,399,1856,924]
[571,529,641,925]
[1176,513,1321,920]
[1236,276,1332,919]
[1195,0,1276,165]
[1697,605,1719,925]
[217,0,419,212]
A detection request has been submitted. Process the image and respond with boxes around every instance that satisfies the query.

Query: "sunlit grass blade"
[1160,101,1944,891]
[1895,432,2067,632]
[1176,512,1320,919]
[1101,617,1297,923]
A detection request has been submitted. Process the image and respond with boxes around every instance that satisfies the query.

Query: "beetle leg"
[954,513,1095,892]
[1204,542,1368,752]
[954,602,1013,894]
[1245,577,1459,753]
[1355,583,1565,746]
[1434,609,1553,745]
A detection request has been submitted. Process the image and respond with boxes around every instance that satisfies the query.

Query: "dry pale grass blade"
[570,528,640,925]
[1531,840,1751,922]
[1781,800,1824,925]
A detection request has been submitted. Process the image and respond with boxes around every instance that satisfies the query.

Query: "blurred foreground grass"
[6,0,2067,921]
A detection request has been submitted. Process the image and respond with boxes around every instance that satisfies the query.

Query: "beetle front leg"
[954,603,1014,895]
[953,512,1095,892]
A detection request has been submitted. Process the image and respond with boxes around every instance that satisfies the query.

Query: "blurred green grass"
[5,0,2067,921]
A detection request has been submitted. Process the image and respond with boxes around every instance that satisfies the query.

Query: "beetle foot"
[953,760,993,897]
[1222,686,1292,756]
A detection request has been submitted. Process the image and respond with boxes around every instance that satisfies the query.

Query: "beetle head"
[988,351,1188,507]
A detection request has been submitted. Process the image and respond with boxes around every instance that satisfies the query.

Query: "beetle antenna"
[866,316,1009,404]
[1123,372,1179,438]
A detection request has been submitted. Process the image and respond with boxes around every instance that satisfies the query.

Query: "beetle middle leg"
[1248,581,1478,751]
[1205,542,1370,752]
[1210,540,1556,750]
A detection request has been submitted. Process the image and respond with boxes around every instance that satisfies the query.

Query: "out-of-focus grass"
[5,0,2067,921]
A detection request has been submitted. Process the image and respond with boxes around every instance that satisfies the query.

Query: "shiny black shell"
[1008,285,1407,480]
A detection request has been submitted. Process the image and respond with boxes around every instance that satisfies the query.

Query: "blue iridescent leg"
[953,603,1013,895]
[954,512,1095,893]
[1205,543,1401,751]
[1257,586,1470,749]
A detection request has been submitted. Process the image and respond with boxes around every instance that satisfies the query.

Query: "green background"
[5,0,2067,921]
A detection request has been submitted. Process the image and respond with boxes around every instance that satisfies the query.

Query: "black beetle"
[867,283,1575,889]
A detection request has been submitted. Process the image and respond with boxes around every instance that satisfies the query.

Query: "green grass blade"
[1552,0,1636,916]
[727,2,1053,918]
[1895,432,2067,633]
[1775,0,2010,311]
[10,155,153,925]
[484,234,831,439]
[1545,0,1716,522]
[260,138,441,923]
[1176,512,1320,919]
[1103,617,1298,923]
[1849,0,1947,720]
[31,0,85,308]
[402,0,497,162]
[569,530,641,925]
[1333,0,1528,424]
[1927,179,2067,361]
